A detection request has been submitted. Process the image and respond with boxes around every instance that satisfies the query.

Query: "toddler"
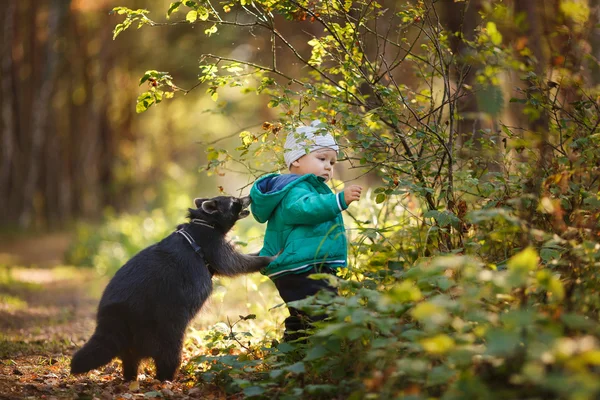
[250,120,362,341]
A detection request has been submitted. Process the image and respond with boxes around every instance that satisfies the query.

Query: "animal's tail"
[70,332,119,375]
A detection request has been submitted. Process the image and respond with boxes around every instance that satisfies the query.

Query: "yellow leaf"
[508,247,538,273]
[420,334,455,354]
[507,247,539,287]
[186,10,197,22]
[411,302,449,325]
[580,350,600,365]
[129,380,140,391]
[560,0,590,24]
[387,280,422,303]
[485,22,502,46]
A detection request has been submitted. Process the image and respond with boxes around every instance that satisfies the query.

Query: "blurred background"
[0,0,280,233]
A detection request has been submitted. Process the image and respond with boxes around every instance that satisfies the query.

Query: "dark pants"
[273,266,337,342]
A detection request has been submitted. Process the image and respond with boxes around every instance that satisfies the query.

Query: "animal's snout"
[240,196,251,208]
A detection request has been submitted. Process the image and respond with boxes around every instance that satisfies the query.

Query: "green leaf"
[197,6,210,20]
[139,72,151,85]
[375,193,386,204]
[540,248,561,263]
[269,369,285,379]
[427,365,456,386]
[509,97,527,104]
[476,84,504,117]
[113,24,124,40]
[304,345,328,361]
[497,310,536,332]
[166,1,182,18]
[285,362,305,374]
[305,384,338,395]
[112,6,129,15]
[423,210,460,227]
[136,92,155,113]
[243,386,265,397]
[485,329,521,356]
[276,342,295,353]
[560,313,595,330]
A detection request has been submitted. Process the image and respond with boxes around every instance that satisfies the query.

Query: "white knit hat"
[284,120,339,169]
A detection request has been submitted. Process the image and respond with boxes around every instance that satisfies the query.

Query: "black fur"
[70,196,275,381]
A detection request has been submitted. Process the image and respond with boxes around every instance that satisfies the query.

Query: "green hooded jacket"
[250,173,348,279]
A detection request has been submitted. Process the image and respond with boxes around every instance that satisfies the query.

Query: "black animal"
[70,196,275,381]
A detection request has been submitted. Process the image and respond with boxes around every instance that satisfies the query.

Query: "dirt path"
[0,234,225,399]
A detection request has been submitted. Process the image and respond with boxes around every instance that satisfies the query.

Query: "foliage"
[169,193,599,399]
[65,182,197,275]
[101,0,600,397]
[185,249,600,399]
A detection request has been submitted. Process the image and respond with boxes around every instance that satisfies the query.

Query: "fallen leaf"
[129,380,140,391]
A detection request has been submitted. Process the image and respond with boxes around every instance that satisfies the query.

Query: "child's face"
[290,148,337,182]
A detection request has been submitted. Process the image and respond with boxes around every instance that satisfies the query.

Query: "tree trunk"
[515,0,551,181]
[591,0,600,85]
[19,0,71,228]
[0,0,18,224]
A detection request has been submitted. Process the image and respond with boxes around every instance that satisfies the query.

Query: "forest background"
[1,0,600,399]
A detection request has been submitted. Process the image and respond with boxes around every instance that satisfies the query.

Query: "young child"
[250,120,362,342]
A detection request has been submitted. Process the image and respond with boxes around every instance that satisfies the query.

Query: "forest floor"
[0,233,234,400]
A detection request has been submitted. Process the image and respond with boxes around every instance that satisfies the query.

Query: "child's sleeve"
[280,186,348,225]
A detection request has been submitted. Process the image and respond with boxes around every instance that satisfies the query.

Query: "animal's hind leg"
[153,336,183,381]
[121,350,141,381]
[154,351,181,381]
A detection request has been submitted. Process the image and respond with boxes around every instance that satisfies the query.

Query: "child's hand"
[343,185,363,206]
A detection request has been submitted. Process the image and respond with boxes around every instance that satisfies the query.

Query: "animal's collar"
[176,229,215,276]
[191,218,215,229]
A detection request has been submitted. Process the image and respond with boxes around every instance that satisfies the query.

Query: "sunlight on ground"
[0,294,27,311]
[10,267,76,284]
[0,264,289,345]
[192,274,288,342]
[0,265,106,348]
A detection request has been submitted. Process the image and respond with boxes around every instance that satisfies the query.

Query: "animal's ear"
[201,200,219,214]
[194,198,205,208]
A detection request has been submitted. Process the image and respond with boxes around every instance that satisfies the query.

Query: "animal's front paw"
[268,249,283,263]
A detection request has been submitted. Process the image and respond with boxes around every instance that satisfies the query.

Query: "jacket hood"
[250,173,308,223]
